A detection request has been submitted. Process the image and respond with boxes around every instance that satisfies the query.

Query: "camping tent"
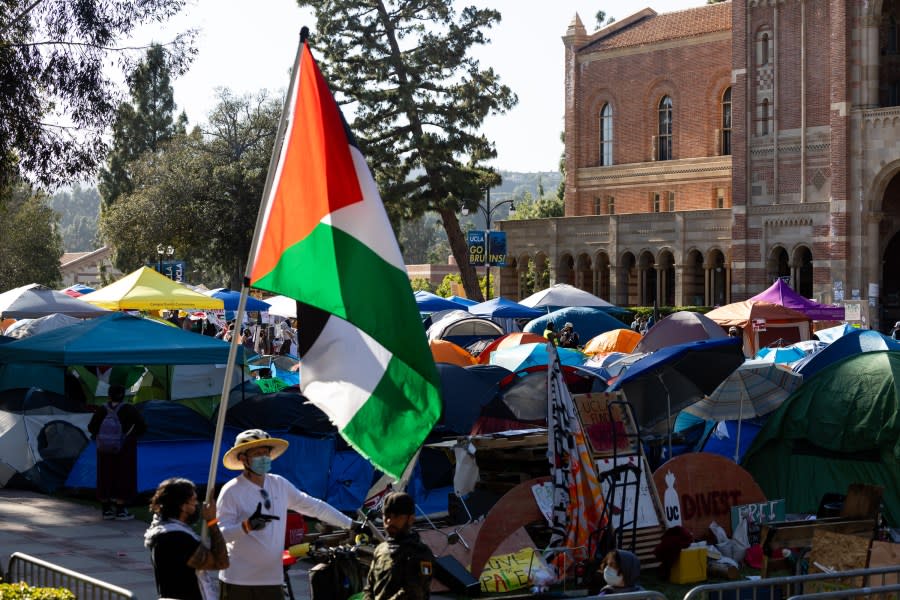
[0,284,110,319]
[635,311,727,353]
[743,351,900,525]
[468,297,544,333]
[583,328,642,355]
[519,284,615,310]
[749,279,845,321]
[78,267,224,310]
[3,313,81,339]
[426,310,503,348]
[523,306,626,342]
[429,339,476,367]
[0,312,244,395]
[792,329,900,379]
[705,300,811,357]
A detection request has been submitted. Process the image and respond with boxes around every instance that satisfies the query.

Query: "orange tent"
[705,300,811,357]
[583,328,642,355]
[477,332,547,364]
[430,339,476,367]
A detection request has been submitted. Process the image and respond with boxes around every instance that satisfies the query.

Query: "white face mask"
[603,566,624,587]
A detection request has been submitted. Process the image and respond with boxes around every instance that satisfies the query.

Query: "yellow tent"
[78,267,225,311]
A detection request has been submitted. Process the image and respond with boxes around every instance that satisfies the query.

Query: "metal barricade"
[4,552,135,600]
[683,566,900,600]
[787,584,900,600]
[583,590,669,600]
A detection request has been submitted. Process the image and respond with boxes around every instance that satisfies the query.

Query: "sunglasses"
[260,488,271,510]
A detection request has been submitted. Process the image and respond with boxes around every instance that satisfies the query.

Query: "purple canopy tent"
[749,279,844,321]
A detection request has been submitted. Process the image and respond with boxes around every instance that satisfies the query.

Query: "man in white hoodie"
[216,429,354,600]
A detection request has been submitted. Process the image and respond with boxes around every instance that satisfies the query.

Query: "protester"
[216,429,354,599]
[144,478,229,600]
[728,326,740,338]
[87,383,146,520]
[363,492,433,600]
[559,322,580,349]
[543,321,559,346]
[594,549,643,595]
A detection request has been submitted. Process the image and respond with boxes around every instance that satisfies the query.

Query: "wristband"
[207,518,218,527]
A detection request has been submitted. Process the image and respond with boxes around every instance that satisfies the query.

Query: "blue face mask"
[249,455,272,475]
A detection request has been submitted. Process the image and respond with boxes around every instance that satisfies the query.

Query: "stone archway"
[534,252,550,290]
[619,252,637,306]
[708,249,728,306]
[658,249,676,306]
[880,170,900,328]
[767,246,790,286]
[595,252,611,301]
[575,253,593,292]
[558,254,575,286]
[792,246,813,298]
[683,249,705,306]
[638,250,656,306]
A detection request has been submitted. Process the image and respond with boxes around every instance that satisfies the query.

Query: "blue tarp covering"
[468,297,545,320]
[524,306,627,341]
[415,291,465,313]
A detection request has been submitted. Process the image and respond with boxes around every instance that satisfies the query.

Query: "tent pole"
[735,399,743,463]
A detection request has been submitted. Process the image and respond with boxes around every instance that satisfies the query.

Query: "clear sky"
[135,0,703,173]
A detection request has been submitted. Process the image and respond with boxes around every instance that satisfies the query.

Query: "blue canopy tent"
[449,295,477,307]
[793,329,900,380]
[0,312,245,395]
[414,290,465,313]
[205,288,271,312]
[469,297,545,334]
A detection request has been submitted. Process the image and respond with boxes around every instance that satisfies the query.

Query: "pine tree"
[99,44,188,209]
[298,0,517,301]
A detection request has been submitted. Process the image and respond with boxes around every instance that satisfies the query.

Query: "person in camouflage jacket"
[363,492,433,600]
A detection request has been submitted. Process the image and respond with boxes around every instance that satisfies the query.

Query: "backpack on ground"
[96,403,125,454]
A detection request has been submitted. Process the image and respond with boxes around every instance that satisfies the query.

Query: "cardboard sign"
[597,455,660,529]
[652,453,766,538]
[731,499,785,545]
[574,392,637,456]
[752,318,767,332]
[479,548,554,593]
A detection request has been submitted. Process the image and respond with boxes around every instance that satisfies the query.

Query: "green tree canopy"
[0,1,194,187]
[298,0,517,301]
[99,44,188,210]
[48,185,101,251]
[0,182,64,289]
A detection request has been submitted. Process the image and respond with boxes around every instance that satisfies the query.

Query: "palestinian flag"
[248,39,442,479]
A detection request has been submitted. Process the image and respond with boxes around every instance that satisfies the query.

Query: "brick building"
[497,0,900,332]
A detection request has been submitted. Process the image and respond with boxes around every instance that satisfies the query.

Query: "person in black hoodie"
[597,549,643,595]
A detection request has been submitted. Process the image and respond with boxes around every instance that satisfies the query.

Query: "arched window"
[761,32,770,65]
[761,98,770,136]
[658,95,673,161]
[721,87,732,155]
[599,103,613,166]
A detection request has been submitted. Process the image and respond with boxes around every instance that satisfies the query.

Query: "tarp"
[523,306,626,342]
[468,297,545,320]
[635,311,727,353]
[743,351,900,525]
[793,329,900,380]
[78,267,224,311]
[705,300,811,357]
[749,279,845,321]
[414,291,465,313]
[0,284,110,319]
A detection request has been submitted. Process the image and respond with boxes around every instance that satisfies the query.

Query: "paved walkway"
[0,489,315,599]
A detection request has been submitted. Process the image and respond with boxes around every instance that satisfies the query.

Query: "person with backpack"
[87,383,147,520]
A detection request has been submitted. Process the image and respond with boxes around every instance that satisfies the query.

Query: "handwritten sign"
[652,453,766,538]
[479,548,554,593]
[731,499,785,544]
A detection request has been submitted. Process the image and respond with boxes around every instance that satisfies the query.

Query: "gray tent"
[0,284,109,319]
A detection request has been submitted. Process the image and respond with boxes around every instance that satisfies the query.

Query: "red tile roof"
[583,2,731,52]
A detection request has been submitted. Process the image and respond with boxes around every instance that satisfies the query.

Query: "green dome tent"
[743,351,900,525]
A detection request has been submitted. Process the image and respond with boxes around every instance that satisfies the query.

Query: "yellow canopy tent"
[78,267,225,311]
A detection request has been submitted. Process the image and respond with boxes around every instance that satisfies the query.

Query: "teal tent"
[0,312,244,395]
[743,351,900,525]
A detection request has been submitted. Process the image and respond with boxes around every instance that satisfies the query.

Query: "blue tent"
[0,312,244,395]
[794,329,900,380]
[206,288,271,311]
[813,323,858,343]
[449,295,477,307]
[524,306,626,341]
[414,290,465,313]
[468,297,545,319]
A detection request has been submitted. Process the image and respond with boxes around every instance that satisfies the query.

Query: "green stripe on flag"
[253,222,439,387]
[342,354,442,478]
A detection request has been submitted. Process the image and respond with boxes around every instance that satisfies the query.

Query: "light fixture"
[508,202,516,215]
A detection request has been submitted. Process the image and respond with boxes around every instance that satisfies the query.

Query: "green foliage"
[0,1,195,187]
[298,0,517,301]
[509,195,564,220]
[99,44,189,210]
[435,273,463,298]
[0,181,64,290]
[398,214,445,264]
[100,90,281,287]
[47,185,101,251]
[410,278,433,292]
[0,583,75,600]
[520,260,550,297]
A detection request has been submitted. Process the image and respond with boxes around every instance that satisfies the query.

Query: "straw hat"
[222,429,289,471]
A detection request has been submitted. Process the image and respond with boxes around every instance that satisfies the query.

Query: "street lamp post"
[462,188,514,300]
[156,244,175,278]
